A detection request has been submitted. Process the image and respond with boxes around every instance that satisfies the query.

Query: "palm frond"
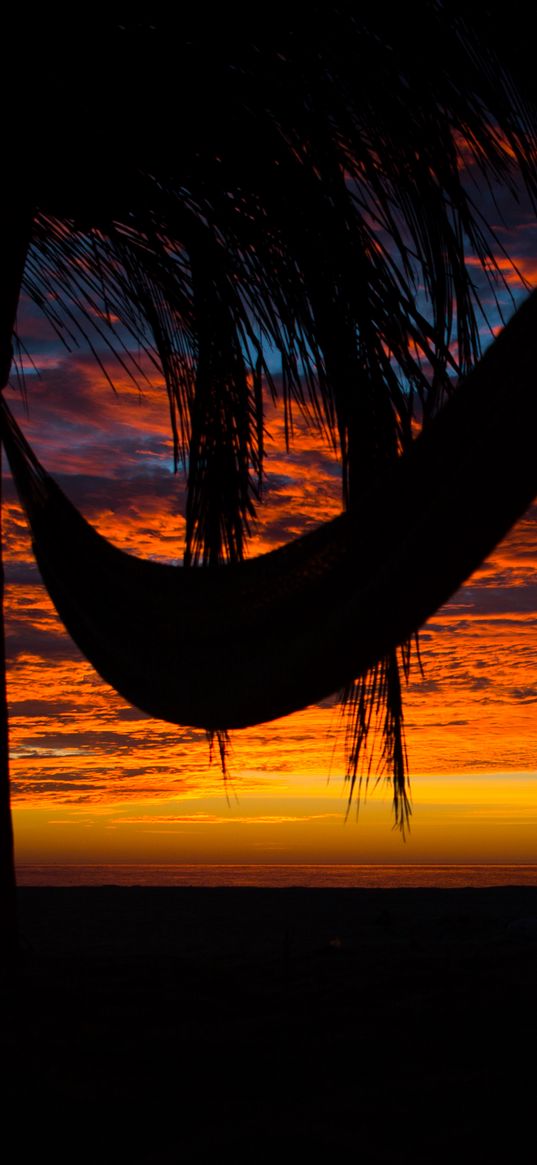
[7,7,537,819]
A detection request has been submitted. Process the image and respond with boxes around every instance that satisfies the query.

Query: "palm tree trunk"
[0,439,17,964]
[0,210,33,967]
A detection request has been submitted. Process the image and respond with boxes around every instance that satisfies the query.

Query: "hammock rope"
[2,290,537,732]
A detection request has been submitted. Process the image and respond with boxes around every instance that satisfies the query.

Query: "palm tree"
[2,8,537,952]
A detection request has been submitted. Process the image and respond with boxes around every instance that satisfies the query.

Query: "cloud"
[109,812,340,826]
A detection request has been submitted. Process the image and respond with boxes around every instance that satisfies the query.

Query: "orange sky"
[6,189,537,875]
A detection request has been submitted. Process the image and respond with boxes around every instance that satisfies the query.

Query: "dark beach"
[5,885,537,1162]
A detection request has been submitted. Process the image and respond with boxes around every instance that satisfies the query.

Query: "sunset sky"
[6,175,537,875]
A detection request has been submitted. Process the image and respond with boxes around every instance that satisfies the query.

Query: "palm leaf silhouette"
[2,10,537,948]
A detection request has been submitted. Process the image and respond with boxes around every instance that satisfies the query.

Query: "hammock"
[2,291,537,732]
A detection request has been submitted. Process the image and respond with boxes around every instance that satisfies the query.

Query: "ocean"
[16,863,537,888]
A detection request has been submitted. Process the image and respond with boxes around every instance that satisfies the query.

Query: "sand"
[5,885,537,1162]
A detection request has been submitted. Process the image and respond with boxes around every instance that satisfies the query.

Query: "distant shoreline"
[16,881,537,958]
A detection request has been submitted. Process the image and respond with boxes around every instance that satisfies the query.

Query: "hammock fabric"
[2,291,537,732]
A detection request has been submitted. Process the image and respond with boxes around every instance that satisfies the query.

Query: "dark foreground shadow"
[6,886,537,1163]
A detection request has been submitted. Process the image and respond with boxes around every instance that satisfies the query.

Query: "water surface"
[16,863,537,888]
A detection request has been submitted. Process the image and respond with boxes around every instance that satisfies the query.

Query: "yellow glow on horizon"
[12,769,537,868]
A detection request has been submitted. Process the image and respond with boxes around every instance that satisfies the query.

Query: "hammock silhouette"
[2,291,537,732]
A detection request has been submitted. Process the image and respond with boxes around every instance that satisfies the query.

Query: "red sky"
[7,184,537,875]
